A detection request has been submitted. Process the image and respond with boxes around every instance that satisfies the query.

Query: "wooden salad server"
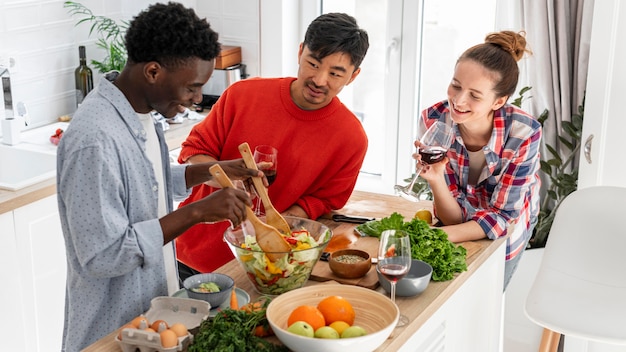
[238,142,292,235]
[209,164,291,262]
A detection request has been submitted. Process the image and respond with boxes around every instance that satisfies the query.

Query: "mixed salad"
[234,229,329,295]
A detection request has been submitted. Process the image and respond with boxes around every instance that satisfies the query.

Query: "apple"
[314,326,340,339]
[287,321,314,337]
[341,325,367,338]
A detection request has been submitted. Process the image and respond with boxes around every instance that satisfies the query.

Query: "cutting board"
[311,236,381,289]
[310,226,483,289]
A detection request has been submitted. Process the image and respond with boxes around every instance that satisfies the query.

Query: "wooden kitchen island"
[84,191,507,352]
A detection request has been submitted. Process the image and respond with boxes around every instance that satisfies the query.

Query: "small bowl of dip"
[329,249,372,279]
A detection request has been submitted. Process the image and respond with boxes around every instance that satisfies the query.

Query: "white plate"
[172,287,250,317]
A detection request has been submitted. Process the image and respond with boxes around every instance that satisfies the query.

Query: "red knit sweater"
[176,77,368,272]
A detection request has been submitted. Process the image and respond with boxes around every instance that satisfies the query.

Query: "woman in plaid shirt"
[417,31,541,290]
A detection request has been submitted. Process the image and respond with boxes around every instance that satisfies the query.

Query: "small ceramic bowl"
[377,259,432,297]
[183,273,234,309]
[329,249,371,279]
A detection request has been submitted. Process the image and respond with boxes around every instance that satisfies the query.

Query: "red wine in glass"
[419,146,447,164]
[379,262,409,282]
[265,170,277,185]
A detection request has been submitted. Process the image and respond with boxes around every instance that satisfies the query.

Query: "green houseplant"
[512,87,585,248]
[64,1,128,73]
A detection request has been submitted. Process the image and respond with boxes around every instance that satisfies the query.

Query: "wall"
[0,0,269,132]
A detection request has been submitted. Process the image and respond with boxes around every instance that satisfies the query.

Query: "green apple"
[314,326,340,339]
[287,321,315,337]
[341,325,367,338]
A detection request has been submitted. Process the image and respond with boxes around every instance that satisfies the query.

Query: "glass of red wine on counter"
[378,229,412,327]
[253,145,278,215]
[394,120,455,202]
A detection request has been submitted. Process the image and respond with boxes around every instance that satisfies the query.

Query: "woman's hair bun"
[484,30,531,61]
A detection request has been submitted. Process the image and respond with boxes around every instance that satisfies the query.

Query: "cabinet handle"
[584,134,594,164]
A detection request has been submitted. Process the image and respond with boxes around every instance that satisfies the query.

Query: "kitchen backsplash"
[0,0,260,131]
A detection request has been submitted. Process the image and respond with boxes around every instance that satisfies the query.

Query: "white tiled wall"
[0,0,261,132]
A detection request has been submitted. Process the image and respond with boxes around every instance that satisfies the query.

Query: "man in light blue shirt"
[56,3,263,350]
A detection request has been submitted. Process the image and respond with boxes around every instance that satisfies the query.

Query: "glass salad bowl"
[224,216,332,295]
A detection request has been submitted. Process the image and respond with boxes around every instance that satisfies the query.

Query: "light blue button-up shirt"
[57,72,190,351]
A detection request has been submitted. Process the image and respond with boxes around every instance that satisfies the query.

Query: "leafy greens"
[188,300,288,352]
[356,212,467,281]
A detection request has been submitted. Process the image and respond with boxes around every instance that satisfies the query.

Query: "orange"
[317,296,355,326]
[287,305,326,331]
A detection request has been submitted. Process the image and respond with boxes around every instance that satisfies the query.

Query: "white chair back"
[525,186,626,348]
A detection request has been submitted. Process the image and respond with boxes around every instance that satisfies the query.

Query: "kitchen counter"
[83,191,507,351]
[0,116,203,215]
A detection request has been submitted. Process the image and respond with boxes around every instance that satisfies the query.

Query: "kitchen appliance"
[201,63,246,97]
[200,45,247,109]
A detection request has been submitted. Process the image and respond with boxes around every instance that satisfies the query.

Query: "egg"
[160,329,179,348]
[169,322,188,337]
[117,324,136,340]
[150,319,169,333]
[130,315,150,329]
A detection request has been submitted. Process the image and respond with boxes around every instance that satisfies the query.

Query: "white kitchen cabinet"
[398,240,506,351]
[0,210,28,351]
[5,195,66,352]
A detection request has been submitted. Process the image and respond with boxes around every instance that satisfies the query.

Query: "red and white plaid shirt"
[421,100,542,260]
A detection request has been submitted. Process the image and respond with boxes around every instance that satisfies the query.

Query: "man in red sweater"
[176,13,370,277]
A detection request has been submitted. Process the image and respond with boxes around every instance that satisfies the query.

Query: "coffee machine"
[200,46,247,109]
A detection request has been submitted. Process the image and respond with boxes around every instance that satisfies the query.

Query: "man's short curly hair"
[125,2,220,69]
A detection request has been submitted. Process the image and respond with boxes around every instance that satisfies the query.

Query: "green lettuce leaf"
[356,212,467,281]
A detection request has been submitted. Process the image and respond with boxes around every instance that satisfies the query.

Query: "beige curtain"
[495,0,594,200]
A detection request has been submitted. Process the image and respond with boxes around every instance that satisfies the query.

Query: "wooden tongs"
[209,164,290,262]
[238,142,291,235]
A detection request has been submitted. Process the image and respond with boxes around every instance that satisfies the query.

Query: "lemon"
[329,321,351,335]
[414,209,433,224]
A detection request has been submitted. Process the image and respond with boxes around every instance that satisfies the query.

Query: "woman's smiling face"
[447,59,507,125]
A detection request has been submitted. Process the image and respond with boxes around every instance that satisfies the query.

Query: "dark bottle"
[74,45,94,107]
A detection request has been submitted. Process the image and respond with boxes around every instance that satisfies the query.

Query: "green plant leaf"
[545,144,562,163]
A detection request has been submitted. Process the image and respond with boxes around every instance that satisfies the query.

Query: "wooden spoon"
[238,142,292,235]
[209,164,291,262]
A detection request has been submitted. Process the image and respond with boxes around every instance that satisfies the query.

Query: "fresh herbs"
[356,213,467,281]
[188,299,288,352]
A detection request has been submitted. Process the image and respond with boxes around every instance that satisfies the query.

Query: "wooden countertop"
[0,117,203,215]
[84,191,506,351]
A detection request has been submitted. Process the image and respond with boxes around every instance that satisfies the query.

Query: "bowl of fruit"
[224,216,332,295]
[265,284,398,352]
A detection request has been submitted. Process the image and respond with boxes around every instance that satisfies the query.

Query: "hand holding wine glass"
[378,229,412,326]
[253,145,278,214]
[394,120,454,202]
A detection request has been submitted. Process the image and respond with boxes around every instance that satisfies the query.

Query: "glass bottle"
[75,45,93,107]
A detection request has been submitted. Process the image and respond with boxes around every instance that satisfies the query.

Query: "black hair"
[124,2,220,69]
[303,12,369,70]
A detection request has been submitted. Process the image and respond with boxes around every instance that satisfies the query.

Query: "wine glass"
[253,145,278,215]
[394,120,454,202]
[378,229,412,327]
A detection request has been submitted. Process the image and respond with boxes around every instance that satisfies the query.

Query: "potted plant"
[64,1,128,73]
[512,87,585,248]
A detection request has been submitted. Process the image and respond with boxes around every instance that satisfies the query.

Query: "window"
[321,0,496,194]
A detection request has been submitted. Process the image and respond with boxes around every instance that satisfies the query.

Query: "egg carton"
[116,296,210,352]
